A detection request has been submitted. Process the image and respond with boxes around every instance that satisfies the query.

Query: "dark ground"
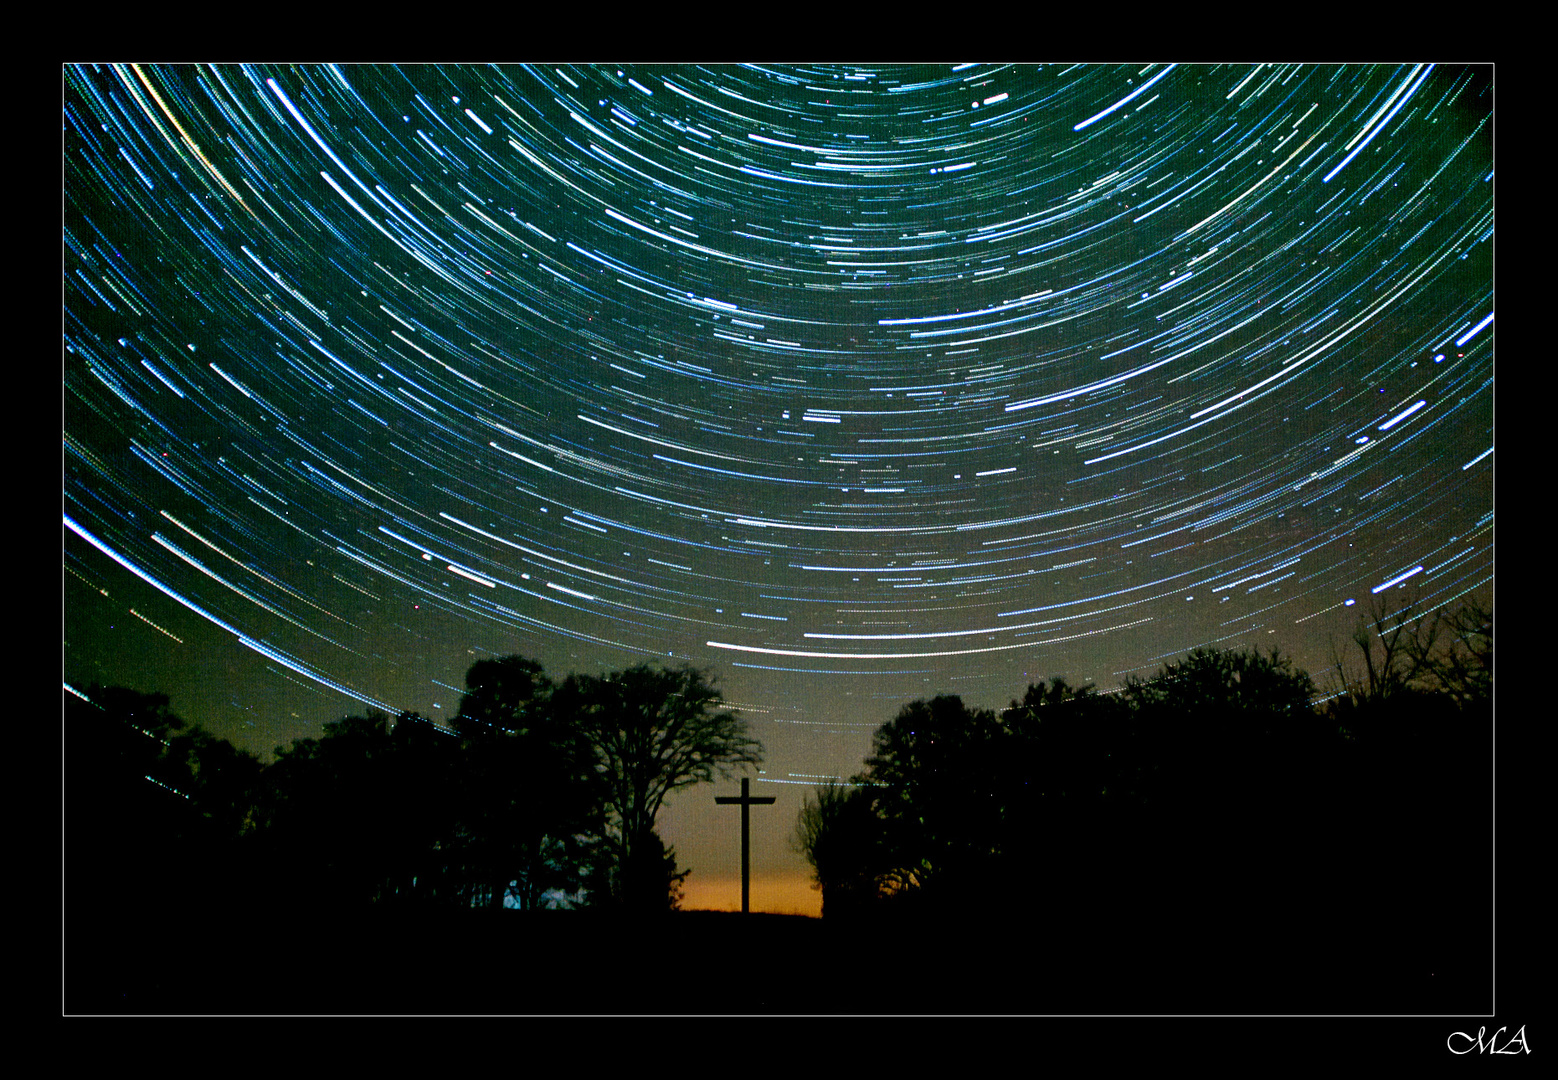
[64,899,1491,1016]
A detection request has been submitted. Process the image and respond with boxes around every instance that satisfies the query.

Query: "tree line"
[791,598,1492,998]
[69,595,1488,931]
[64,597,1490,1011]
[64,659,761,923]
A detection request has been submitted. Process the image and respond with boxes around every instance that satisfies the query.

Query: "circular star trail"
[65,64,1493,806]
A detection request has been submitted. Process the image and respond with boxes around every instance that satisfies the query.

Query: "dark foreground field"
[64,899,1490,1015]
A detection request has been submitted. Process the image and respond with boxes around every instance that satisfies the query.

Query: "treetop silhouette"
[553,663,760,909]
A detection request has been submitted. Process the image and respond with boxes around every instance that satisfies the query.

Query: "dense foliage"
[65,600,1490,1011]
[65,659,757,921]
[790,600,1492,1003]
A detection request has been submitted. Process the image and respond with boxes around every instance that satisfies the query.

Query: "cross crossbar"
[714,776,776,913]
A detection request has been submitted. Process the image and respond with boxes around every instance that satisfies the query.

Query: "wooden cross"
[715,776,776,913]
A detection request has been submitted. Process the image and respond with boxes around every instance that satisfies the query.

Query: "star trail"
[63,64,1493,911]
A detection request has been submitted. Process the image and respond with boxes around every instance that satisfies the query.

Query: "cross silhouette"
[715,776,776,913]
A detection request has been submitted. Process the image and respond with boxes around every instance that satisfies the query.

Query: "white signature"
[1447,1026,1530,1054]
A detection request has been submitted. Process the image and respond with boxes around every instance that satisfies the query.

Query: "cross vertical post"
[715,776,776,913]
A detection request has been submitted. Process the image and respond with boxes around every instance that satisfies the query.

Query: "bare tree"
[1327,593,1492,713]
[1407,599,1492,708]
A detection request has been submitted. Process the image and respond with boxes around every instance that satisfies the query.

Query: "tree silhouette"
[1317,599,1493,990]
[1327,595,1436,710]
[552,664,761,910]
[64,685,264,1010]
[64,685,263,885]
[1418,599,1492,709]
[851,694,1011,911]
[834,652,1332,924]
[1110,648,1329,935]
[617,828,691,911]
[1326,594,1492,720]
[256,711,399,907]
[383,710,467,905]
[1118,646,1319,805]
[992,678,1134,917]
[155,723,266,869]
[998,677,1127,811]
[452,656,606,909]
[792,781,884,918]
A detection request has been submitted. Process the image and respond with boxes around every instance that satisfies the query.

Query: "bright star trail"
[63,64,1493,913]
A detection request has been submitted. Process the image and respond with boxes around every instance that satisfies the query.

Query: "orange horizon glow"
[678,873,822,918]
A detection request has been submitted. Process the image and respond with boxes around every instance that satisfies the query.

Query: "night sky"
[63,64,1493,915]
